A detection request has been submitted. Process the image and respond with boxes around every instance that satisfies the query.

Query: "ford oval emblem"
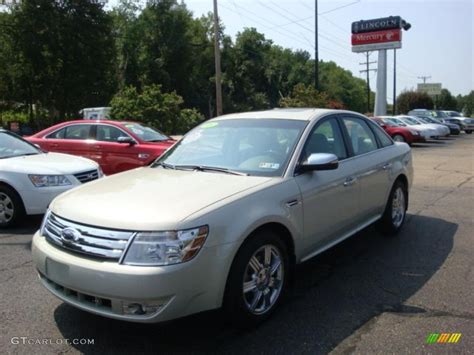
[61,227,81,243]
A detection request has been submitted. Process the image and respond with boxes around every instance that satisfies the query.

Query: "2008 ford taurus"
[32,108,413,326]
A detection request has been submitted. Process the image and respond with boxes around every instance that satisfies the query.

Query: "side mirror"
[117,136,136,145]
[298,153,339,173]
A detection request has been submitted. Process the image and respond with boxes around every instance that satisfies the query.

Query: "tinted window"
[122,123,169,142]
[368,120,393,147]
[47,128,66,139]
[303,118,347,160]
[342,117,378,155]
[63,125,92,140]
[96,125,130,142]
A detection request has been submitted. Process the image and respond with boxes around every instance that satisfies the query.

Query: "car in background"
[0,130,102,227]
[32,108,412,325]
[440,111,474,134]
[408,109,460,135]
[372,117,425,145]
[430,111,461,135]
[399,116,450,137]
[27,120,176,175]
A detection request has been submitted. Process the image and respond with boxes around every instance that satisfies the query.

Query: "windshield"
[423,116,442,124]
[447,111,461,117]
[122,123,170,142]
[380,119,396,127]
[433,111,448,118]
[0,132,41,159]
[400,116,419,125]
[154,119,307,177]
[389,118,407,126]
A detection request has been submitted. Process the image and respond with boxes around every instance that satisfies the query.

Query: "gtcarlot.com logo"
[426,333,462,344]
[11,337,95,346]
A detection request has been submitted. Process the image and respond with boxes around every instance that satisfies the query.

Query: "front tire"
[392,134,405,143]
[224,231,289,327]
[466,130,472,134]
[377,180,408,236]
[0,185,25,228]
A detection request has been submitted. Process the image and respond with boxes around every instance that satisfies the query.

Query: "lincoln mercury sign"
[351,16,403,53]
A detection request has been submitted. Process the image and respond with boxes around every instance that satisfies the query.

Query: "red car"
[27,120,176,175]
[371,117,423,146]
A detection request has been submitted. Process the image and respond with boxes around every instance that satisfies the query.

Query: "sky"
[108,0,473,99]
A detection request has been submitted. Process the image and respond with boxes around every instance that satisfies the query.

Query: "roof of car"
[212,108,362,121]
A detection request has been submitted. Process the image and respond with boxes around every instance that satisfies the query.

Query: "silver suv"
[32,109,413,326]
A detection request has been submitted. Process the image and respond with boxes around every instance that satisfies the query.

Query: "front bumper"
[20,185,78,215]
[32,232,235,323]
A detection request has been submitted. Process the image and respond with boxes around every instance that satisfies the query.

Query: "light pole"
[213,0,223,116]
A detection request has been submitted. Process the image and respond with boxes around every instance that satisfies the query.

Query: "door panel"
[340,115,391,220]
[294,116,360,255]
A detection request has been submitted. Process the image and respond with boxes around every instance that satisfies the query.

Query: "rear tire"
[377,180,408,236]
[466,130,472,134]
[0,185,25,228]
[224,230,290,328]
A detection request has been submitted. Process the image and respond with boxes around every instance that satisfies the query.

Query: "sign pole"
[374,49,387,116]
[393,49,397,115]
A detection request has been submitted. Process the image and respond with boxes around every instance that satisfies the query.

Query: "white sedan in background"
[0,130,102,227]
[395,116,449,137]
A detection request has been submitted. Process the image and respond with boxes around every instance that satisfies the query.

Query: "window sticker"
[201,122,219,129]
[259,162,280,169]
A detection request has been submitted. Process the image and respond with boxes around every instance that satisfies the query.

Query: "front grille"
[43,213,134,260]
[73,169,99,183]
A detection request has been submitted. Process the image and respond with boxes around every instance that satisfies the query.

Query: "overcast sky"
[109,0,473,98]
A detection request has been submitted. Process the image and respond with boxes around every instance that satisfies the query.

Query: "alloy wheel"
[0,192,14,224]
[242,245,284,315]
[391,187,406,228]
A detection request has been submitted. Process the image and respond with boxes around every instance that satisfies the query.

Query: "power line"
[319,0,361,15]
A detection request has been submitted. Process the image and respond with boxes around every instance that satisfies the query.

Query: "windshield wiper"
[154,162,176,169]
[174,165,249,176]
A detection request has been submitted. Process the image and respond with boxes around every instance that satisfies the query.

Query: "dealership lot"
[0,135,473,354]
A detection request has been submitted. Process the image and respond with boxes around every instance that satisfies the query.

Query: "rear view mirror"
[298,153,339,173]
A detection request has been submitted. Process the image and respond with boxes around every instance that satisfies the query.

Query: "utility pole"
[213,0,223,116]
[314,0,319,90]
[393,49,397,115]
[359,52,377,113]
[417,75,431,84]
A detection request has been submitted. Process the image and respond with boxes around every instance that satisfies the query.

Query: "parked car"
[408,109,459,135]
[33,109,413,326]
[430,111,461,135]
[403,113,450,137]
[394,115,445,138]
[371,116,425,144]
[27,120,176,175]
[0,130,102,227]
[439,111,474,134]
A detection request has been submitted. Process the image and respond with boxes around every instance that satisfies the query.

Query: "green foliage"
[0,111,29,124]
[110,84,202,134]
[396,90,434,114]
[279,83,329,108]
[456,91,474,116]
[436,89,457,110]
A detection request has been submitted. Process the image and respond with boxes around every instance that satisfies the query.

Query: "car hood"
[50,167,273,231]
[1,152,98,174]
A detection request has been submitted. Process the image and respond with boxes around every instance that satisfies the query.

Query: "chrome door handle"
[343,177,357,187]
[382,163,392,170]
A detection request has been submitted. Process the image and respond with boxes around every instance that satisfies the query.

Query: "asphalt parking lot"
[1,135,473,354]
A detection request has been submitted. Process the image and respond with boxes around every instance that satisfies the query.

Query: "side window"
[368,120,393,147]
[47,128,66,139]
[303,117,347,160]
[63,125,91,140]
[96,125,129,142]
[342,117,378,155]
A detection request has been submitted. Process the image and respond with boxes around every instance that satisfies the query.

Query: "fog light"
[122,302,163,315]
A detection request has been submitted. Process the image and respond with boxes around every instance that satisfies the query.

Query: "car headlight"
[123,225,209,266]
[97,166,104,178]
[408,129,419,135]
[29,175,72,187]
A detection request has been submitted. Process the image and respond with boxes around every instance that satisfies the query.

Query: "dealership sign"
[351,16,403,53]
[418,83,442,96]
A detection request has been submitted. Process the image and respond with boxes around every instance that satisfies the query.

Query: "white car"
[378,115,436,140]
[0,130,103,227]
[32,109,413,326]
[396,115,449,137]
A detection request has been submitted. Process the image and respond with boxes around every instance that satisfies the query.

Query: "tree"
[456,91,474,116]
[436,89,457,110]
[110,84,203,134]
[396,90,434,114]
[279,83,329,108]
